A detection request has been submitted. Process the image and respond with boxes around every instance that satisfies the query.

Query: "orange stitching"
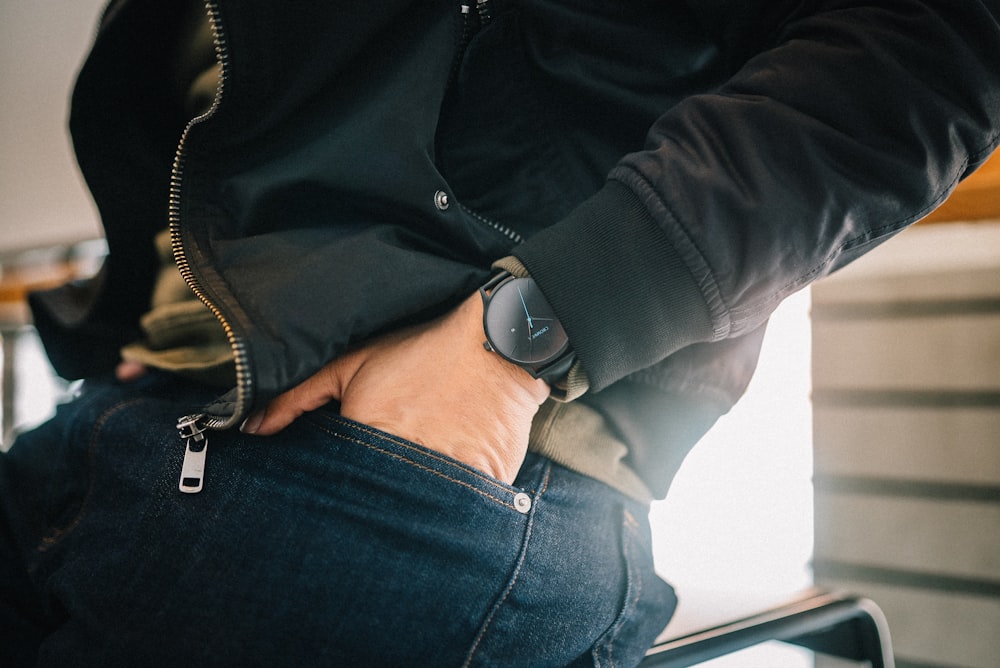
[310,420,517,510]
[315,415,517,494]
[38,397,147,552]
[605,515,644,668]
[535,463,551,498]
[462,462,549,667]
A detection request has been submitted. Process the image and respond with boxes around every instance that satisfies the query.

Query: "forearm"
[514,0,1000,391]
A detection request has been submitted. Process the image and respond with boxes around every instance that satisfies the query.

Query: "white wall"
[650,289,815,667]
[0,0,107,254]
[651,289,814,597]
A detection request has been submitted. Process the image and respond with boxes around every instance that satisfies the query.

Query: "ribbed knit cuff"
[512,178,715,391]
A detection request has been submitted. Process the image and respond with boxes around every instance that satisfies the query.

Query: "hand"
[116,359,149,383]
[240,292,550,484]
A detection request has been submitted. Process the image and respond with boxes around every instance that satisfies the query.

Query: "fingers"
[241,363,347,436]
[115,359,149,383]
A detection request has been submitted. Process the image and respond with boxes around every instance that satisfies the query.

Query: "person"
[2,0,998,665]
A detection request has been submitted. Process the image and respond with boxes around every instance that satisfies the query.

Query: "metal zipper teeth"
[475,0,493,24]
[448,4,473,89]
[459,203,524,244]
[450,2,520,246]
[168,0,250,431]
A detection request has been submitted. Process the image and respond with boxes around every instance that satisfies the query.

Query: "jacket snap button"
[434,190,450,211]
[513,492,532,514]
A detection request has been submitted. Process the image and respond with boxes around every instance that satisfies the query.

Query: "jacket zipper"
[177,414,209,493]
[475,0,493,25]
[449,2,524,245]
[169,0,248,493]
[459,202,523,244]
[451,1,493,82]
[172,0,497,494]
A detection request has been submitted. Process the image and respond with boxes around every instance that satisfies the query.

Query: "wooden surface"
[922,149,1000,223]
[0,242,105,326]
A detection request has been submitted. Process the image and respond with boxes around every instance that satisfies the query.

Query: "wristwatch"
[479,271,575,384]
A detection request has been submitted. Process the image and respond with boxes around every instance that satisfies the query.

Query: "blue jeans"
[0,373,676,666]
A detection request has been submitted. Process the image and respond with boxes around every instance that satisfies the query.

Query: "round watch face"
[484,277,569,365]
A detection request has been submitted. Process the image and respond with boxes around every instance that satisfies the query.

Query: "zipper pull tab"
[177,414,209,494]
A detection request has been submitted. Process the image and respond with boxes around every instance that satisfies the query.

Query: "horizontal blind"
[811,222,1000,668]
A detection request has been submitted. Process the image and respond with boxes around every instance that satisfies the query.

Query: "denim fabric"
[1,374,676,667]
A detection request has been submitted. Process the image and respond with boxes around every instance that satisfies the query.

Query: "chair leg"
[641,589,894,667]
[786,596,894,668]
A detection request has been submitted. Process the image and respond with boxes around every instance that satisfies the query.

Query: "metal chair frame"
[640,588,894,667]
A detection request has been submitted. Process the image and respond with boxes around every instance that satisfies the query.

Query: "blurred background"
[1,0,104,253]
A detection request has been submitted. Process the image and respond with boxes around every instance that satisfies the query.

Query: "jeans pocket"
[281,412,553,666]
[303,411,544,515]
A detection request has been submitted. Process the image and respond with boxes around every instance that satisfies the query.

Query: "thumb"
[115,359,150,383]
[241,357,352,436]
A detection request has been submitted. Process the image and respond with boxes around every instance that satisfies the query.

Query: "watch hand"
[517,286,534,330]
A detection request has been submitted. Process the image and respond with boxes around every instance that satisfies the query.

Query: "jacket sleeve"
[513,0,1000,392]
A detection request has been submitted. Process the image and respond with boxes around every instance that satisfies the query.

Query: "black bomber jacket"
[31,0,1000,497]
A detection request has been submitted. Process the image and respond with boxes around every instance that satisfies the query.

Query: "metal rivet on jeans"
[513,492,532,514]
[433,190,450,211]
